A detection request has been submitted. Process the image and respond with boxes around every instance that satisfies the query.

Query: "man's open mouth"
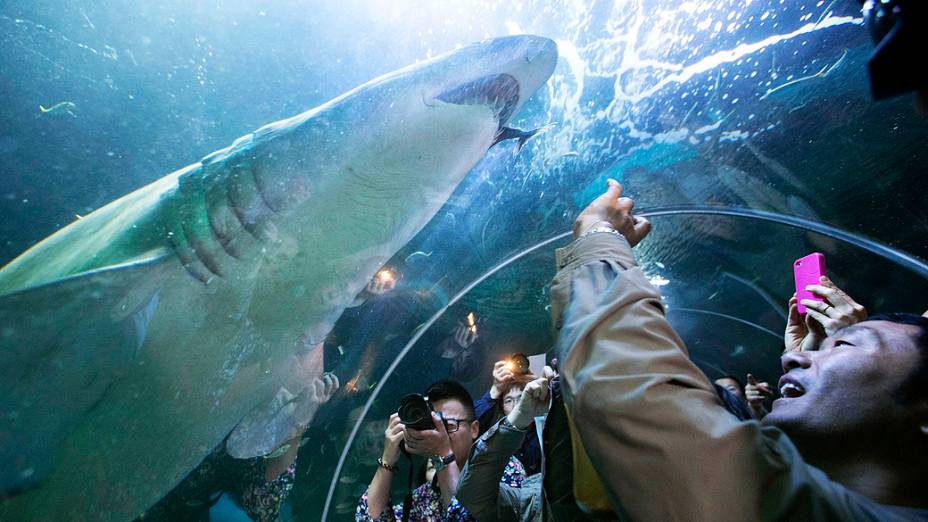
[778,375,806,398]
[435,73,520,128]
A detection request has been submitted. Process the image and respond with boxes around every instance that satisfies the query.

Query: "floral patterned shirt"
[355,457,525,521]
[137,441,296,522]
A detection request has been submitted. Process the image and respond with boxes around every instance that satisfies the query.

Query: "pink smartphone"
[794,253,827,314]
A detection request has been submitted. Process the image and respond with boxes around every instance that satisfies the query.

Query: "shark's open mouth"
[436,73,519,127]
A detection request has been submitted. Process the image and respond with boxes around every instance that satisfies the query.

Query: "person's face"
[501,385,523,416]
[431,398,478,467]
[763,321,925,444]
[715,377,744,400]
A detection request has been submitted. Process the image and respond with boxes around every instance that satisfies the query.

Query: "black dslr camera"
[398,393,437,431]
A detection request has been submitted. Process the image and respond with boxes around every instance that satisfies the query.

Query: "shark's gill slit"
[165,223,212,284]
[182,222,223,278]
[226,167,271,242]
[251,164,280,215]
[206,199,243,261]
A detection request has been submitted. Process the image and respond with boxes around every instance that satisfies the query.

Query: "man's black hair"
[718,374,745,389]
[425,379,476,420]
[864,312,928,403]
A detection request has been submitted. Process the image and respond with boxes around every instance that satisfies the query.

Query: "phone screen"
[794,252,827,314]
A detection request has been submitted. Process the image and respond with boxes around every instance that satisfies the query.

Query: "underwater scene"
[1,0,926,520]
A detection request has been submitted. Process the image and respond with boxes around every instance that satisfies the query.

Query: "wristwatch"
[429,452,455,473]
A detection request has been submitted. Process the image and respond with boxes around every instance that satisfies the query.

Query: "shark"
[0,35,557,520]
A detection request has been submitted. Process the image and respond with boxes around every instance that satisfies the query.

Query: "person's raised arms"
[506,367,553,430]
[785,276,866,353]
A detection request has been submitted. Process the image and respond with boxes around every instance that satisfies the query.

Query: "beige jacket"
[550,232,925,521]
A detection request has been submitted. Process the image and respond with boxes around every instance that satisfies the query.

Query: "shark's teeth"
[436,73,519,125]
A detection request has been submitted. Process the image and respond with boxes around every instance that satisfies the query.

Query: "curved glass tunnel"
[1,0,926,520]
[313,212,928,519]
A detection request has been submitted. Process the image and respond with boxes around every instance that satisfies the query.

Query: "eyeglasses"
[442,417,473,433]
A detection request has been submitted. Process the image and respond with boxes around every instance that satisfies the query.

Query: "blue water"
[2,1,927,520]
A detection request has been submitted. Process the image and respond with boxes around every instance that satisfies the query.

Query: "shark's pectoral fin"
[226,342,325,459]
[226,381,330,459]
[226,386,305,459]
[0,257,168,494]
[491,123,555,152]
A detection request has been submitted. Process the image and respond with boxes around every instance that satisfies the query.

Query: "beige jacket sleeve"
[550,232,907,521]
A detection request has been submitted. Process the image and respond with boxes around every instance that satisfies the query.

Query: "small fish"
[38,101,77,118]
[262,443,291,459]
[403,250,432,263]
[79,10,95,30]
[491,123,554,152]
[125,48,139,67]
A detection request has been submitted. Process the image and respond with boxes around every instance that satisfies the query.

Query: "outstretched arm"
[552,180,897,521]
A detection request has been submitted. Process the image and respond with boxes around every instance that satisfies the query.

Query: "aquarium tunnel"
[1,0,927,520]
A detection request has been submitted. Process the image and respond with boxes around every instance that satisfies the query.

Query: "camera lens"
[398,394,435,431]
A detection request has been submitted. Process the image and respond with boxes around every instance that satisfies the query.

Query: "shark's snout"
[524,36,558,64]
[435,74,520,128]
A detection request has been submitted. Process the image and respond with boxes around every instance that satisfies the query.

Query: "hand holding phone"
[793,253,827,315]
